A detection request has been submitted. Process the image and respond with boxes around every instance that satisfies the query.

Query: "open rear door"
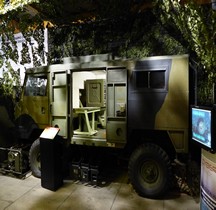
[106,67,127,143]
[50,70,71,138]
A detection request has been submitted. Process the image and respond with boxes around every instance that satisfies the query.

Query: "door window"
[24,75,47,96]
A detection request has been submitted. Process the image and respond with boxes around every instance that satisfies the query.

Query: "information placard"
[40,127,60,140]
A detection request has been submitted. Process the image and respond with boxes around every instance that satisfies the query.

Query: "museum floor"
[0,167,200,210]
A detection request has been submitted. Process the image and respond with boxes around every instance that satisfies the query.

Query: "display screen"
[191,107,212,149]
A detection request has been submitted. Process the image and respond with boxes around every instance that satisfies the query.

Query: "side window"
[135,70,165,90]
[136,71,148,88]
[24,75,47,96]
[150,71,165,89]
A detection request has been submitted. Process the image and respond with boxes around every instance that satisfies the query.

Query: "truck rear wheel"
[29,138,41,178]
[128,143,172,198]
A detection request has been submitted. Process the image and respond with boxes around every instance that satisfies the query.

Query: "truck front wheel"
[29,138,41,178]
[128,143,172,198]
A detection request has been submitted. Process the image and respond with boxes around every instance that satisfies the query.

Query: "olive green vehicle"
[4,54,196,198]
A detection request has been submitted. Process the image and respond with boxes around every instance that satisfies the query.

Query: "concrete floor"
[0,169,200,210]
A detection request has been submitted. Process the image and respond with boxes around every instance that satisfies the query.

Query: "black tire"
[128,143,172,198]
[29,138,41,178]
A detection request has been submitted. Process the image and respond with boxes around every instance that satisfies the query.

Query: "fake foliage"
[0,7,45,99]
[0,30,20,99]
[48,10,187,62]
[0,0,39,15]
[0,62,21,98]
[154,0,216,104]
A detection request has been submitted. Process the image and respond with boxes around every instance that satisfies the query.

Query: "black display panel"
[191,105,216,153]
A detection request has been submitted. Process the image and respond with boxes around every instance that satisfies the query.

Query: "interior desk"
[73,107,101,136]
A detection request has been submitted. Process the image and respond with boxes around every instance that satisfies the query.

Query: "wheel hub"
[140,160,159,184]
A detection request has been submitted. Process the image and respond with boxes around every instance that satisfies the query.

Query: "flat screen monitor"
[191,105,216,153]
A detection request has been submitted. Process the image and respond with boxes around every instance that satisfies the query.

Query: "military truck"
[0,54,196,198]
